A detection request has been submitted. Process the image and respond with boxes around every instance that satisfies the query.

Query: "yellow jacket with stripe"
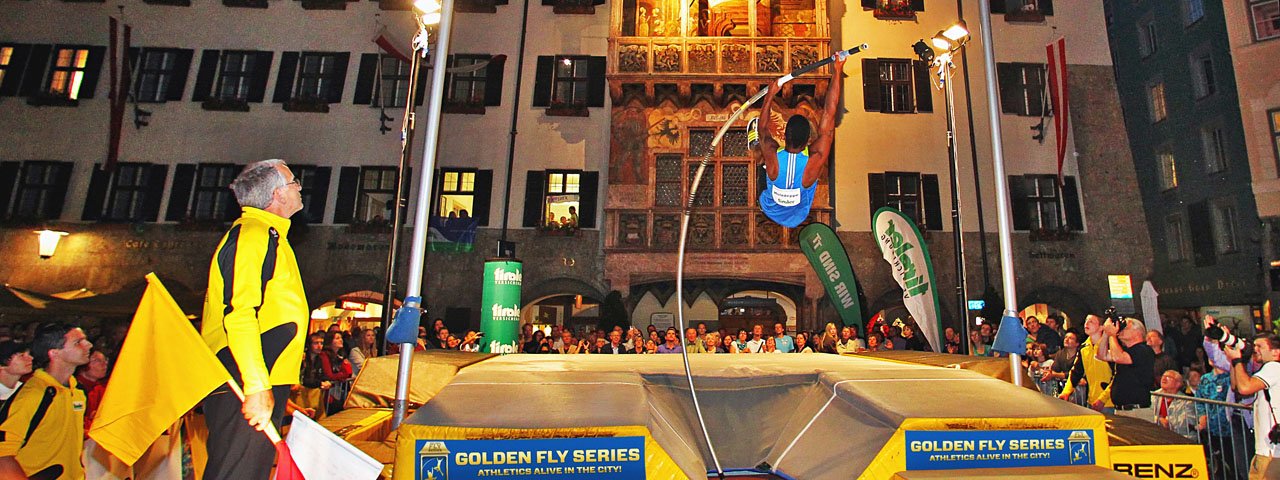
[1059,336,1114,408]
[203,207,308,395]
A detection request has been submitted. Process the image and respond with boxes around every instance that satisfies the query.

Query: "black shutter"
[587,56,607,108]
[532,56,553,107]
[165,163,197,222]
[247,51,274,103]
[522,170,546,227]
[76,46,107,99]
[273,51,300,103]
[307,166,331,223]
[142,164,169,222]
[989,0,1006,13]
[910,0,924,11]
[0,45,32,96]
[165,49,195,101]
[868,173,886,219]
[860,0,875,8]
[44,163,73,219]
[414,58,430,106]
[862,58,881,112]
[428,169,442,219]
[912,60,933,113]
[1041,0,1053,15]
[921,174,942,231]
[352,53,379,105]
[1188,201,1216,267]
[483,54,505,107]
[0,162,20,218]
[578,171,599,228]
[997,63,1020,114]
[333,166,361,224]
[191,49,220,102]
[473,169,493,226]
[1061,176,1083,231]
[326,52,350,104]
[18,44,52,97]
[223,164,244,220]
[81,164,111,221]
[1009,175,1031,230]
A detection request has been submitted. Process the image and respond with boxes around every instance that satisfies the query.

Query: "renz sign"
[1112,462,1198,479]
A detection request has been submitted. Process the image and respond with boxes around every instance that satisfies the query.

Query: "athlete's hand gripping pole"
[774,43,869,88]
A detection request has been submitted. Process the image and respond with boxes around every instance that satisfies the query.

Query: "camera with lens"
[1205,320,1247,351]
[1270,424,1280,444]
[1103,306,1125,332]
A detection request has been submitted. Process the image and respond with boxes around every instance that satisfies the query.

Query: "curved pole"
[675,44,868,478]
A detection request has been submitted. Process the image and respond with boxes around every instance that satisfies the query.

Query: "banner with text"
[904,429,1095,471]
[480,260,522,354]
[1109,444,1207,479]
[799,223,863,330]
[873,208,942,352]
[414,437,645,480]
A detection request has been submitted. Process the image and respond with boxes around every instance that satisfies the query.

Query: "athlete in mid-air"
[750,56,844,228]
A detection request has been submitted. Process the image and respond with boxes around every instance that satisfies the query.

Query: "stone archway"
[307,274,384,311]
[1019,285,1096,331]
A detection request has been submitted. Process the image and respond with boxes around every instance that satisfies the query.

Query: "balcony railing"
[605,207,831,252]
[609,37,832,77]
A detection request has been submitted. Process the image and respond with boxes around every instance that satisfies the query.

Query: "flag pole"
[224,380,283,445]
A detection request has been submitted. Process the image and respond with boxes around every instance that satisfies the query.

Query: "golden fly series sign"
[904,429,1095,470]
[414,437,645,479]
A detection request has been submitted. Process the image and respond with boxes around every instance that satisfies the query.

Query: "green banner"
[799,223,864,330]
[480,259,522,354]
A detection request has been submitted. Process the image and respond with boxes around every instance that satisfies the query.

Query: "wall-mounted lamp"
[35,230,68,259]
[414,0,442,25]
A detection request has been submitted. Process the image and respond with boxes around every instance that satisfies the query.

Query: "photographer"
[1095,316,1155,417]
[1224,333,1280,478]
[1204,315,1260,479]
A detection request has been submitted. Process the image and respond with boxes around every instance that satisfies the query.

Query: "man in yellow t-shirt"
[0,323,92,480]
[1059,315,1114,410]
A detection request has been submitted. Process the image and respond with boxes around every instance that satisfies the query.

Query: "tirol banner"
[480,259,522,354]
[798,223,863,331]
[872,207,942,352]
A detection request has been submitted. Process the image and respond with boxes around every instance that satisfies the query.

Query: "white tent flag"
[873,208,943,352]
[1141,281,1162,334]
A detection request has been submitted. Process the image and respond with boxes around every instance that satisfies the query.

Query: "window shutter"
[81,164,111,221]
[473,169,493,226]
[989,0,1006,13]
[997,63,1020,115]
[76,46,107,99]
[191,49,221,102]
[579,171,599,228]
[428,169,442,219]
[1188,201,1216,267]
[1040,0,1053,15]
[333,166,361,224]
[222,164,244,221]
[522,170,546,227]
[273,51,300,103]
[307,166,332,223]
[247,51,274,103]
[352,53,379,105]
[443,55,454,106]
[532,56,554,107]
[142,164,169,222]
[483,54,505,107]
[18,45,52,97]
[867,173,886,219]
[910,0,924,11]
[587,56,607,108]
[912,60,933,113]
[165,163,197,222]
[414,58,430,106]
[921,174,942,230]
[44,163,74,220]
[0,162,19,217]
[1008,175,1031,230]
[165,49,195,101]
[860,0,875,8]
[326,52,350,104]
[1061,176,1083,231]
[0,44,32,96]
[862,59,881,112]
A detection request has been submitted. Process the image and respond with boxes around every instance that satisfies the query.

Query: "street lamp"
[913,20,971,354]
[35,230,68,259]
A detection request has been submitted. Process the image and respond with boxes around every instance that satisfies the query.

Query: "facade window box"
[201,98,250,112]
[378,0,412,10]
[551,0,595,14]
[1005,8,1046,23]
[142,0,192,6]
[456,0,498,13]
[443,102,486,115]
[346,220,394,234]
[26,92,79,107]
[223,0,268,8]
[1029,227,1073,242]
[300,0,347,9]
[283,96,331,113]
[872,1,916,19]
[546,103,589,117]
[539,225,579,236]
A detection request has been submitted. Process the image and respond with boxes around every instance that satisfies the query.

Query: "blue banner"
[904,429,1095,470]
[428,216,478,253]
[414,437,645,480]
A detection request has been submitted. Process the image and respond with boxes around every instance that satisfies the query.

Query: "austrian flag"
[1045,37,1069,184]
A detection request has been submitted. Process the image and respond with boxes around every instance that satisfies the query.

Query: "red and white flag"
[1045,37,1069,185]
[107,16,131,172]
[372,26,411,63]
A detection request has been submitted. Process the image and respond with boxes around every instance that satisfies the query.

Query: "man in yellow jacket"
[202,159,308,480]
[1059,314,1114,411]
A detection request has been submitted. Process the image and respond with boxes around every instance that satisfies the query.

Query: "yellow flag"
[89,273,231,465]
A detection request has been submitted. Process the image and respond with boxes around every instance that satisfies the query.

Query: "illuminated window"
[437,169,476,219]
[543,170,581,228]
[48,48,90,100]
[0,46,13,91]
[1250,0,1280,41]
[552,56,589,107]
[357,167,397,223]
[1157,148,1178,191]
[1148,82,1167,123]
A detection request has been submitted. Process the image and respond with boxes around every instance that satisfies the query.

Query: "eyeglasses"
[285,178,302,188]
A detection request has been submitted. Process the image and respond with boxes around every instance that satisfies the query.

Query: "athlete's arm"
[803,58,844,187]
[756,86,781,180]
[0,457,25,480]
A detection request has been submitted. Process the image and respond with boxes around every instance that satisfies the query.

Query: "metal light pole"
[392,0,455,429]
[939,54,970,354]
[380,43,427,356]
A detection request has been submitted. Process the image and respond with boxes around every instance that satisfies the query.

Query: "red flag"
[107,17,131,171]
[373,27,411,63]
[1045,37,1069,185]
[272,442,305,480]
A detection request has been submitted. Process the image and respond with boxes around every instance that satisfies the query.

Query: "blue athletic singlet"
[758,147,816,228]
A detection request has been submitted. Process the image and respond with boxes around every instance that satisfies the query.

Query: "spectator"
[296,333,331,420]
[459,331,481,352]
[1153,370,1196,440]
[556,330,579,354]
[1030,316,1062,355]
[633,340,648,354]
[0,323,92,480]
[1147,330,1179,388]
[888,325,907,351]
[350,328,378,377]
[979,322,994,348]
[625,327,642,351]
[1097,317,1155,417]
[836,326,864,354]
[657,329,683,354]
[969,331,990,357]
[416,326,431,351]
[0,341,32,401]
[1175,316,1199,370]
[763,337,778,353]
[1194,364,1237,480]
[320,332,352,415]
[745,325,766,353]
[702,333,720,354]
[1045,315,1065,337]
[684,328,707,354]
[1059,315,1113,411]
[794,333,814,353]
[1043,332,1080,402]
[901,324,927,352]
[75,350,111,433]
[719,334,735,354]
[1224,333,1280,477]
[732,329,749,353]
[601,330,630,354]
[641,339,658,354]
[696,322,708,340]
[433,327,452,350]
[1203,316,1260,476]
[773,322,795,353]
[523,330,549,354]
[867,333,884,352]
[944,327,962,354]
[818,323,839,354]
